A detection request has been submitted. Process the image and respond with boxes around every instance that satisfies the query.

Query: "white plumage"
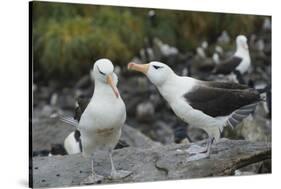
[151,71,224,140]
[64,131,81,154]
[79,79,126,157]
[233,36,251,74]
[214,35,251,75]
[128,61,260,161]
[73,58,130,184]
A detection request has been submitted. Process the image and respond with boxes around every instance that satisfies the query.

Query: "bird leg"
[108,150,132,179]
[80,159,104,185]
[186,137,214,162]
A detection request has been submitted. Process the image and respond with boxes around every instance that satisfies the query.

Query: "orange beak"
[127,62,149,74]
[106,75,119,98]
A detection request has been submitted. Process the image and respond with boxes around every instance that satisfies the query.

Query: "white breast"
[236,57,251,74]
[234,50,251,74]
[78,95,126,157]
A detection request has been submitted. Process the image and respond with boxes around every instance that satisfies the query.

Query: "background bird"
[128,61,262,161]
[213,35,251,84]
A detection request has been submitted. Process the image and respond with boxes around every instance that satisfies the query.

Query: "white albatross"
[213,35,251,84]
[64,58,131,184]
[128,61,261,161]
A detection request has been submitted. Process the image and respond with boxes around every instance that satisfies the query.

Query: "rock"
[149,93,161,107]
[238,116,271,142]
[173,123,189,144]
[32,114,159,153]
[121,125,161,148]
[38,86,52,101]
[137,77,150,92]
[222,114,271,142]
[32,114,74,152]
[50,93,58,106]
[153,121,174,144]
[136,101,155,122]
[40,105,55,117]
[31,139,271,188]
[235,159,271,175]
[74,75,91,89]
[188,127,208,142]
[57,89,76,110]
[234,170,255,176]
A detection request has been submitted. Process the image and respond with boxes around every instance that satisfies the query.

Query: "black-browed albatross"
[62,59,131,184]
[61,96,129,155]
[213,35,251,84]
[128,61,261,161]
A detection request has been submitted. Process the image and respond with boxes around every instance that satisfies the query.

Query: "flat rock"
[31,139,271,188]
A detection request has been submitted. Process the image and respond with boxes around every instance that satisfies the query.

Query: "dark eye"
[153,65,162,69]
[97,66,106,75]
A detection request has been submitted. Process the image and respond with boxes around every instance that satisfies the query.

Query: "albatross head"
[128,61,173,86]
[236,35,249,50]
[91,58,119,98]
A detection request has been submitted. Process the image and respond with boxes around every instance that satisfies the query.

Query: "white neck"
[158,73,196,103]
[234,47,249,58]
[92,80,116,99]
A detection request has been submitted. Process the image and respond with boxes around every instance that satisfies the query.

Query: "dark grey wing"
[201,80,249,90]
[183,85,260,117]
[213,56,242,74]
[74,97,90,121]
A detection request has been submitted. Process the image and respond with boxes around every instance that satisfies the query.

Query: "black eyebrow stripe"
[97,66,106,75]
[153,65,163,69]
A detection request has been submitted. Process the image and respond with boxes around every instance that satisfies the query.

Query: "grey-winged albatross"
[128,61,261,161]
[62,58,131,184]
[213,35,251,84]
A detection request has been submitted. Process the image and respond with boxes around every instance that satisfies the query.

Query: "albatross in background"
[128,61,262,161]
[213,35,251,84]
[62,58,131,184]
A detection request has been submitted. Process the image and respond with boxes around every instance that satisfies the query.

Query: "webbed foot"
[109,170,132,180]
[80,173,104,185]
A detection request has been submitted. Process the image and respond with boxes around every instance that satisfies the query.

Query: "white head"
[236,35,249,50]
[127,61,174,86]
[90,58,119,98]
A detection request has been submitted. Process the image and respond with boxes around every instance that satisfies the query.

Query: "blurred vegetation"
[31,1,269,82]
